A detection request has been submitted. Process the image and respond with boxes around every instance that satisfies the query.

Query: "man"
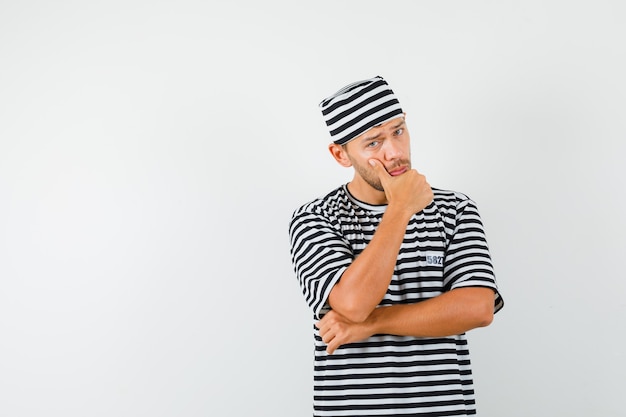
[288,76,503,416]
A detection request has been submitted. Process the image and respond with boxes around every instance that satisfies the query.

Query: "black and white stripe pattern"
[319,76,404,145]
[289,185,503,416]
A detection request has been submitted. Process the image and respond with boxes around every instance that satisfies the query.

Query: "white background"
[1,1,625,416]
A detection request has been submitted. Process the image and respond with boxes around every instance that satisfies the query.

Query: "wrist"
[384,203,414,224]
[366,307,384,335]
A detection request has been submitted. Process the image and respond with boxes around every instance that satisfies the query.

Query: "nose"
[382,139,403,161]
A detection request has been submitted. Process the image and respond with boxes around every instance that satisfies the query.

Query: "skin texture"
[317,114,495,354]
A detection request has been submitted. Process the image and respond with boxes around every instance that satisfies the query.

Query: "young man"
[288,76,503,416]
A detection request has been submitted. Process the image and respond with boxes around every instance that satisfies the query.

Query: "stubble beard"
[351,158,412,193]
[353,162,384,191]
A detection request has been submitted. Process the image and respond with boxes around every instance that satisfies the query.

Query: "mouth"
[387,165,408,177]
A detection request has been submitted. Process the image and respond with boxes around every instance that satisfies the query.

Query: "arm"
[317,287,495,354]
[327,204,413,322]
[328,160,433,323]
[367,287,494,337]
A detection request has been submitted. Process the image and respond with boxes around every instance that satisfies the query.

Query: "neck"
[347,178,388,205]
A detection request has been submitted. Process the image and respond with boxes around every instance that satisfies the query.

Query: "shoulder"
[290,185,350,226]
[431,187,481,220]
[291,185,350,217]
[432,187,472,208]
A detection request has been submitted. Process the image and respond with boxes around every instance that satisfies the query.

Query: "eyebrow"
[360,131,381,143]
[360,119,406,143]
[392,119,406,130]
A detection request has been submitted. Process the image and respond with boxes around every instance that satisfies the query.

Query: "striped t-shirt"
[288,184,503,416]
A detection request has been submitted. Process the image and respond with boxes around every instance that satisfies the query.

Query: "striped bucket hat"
[319,76,404,145]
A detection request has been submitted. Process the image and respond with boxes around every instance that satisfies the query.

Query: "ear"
[328,143,352,167]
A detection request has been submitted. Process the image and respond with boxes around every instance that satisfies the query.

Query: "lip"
[388,166,408,176]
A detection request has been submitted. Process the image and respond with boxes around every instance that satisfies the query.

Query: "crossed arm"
[317,161,495,354]
[317,199,496,355]
[317,286,495,354]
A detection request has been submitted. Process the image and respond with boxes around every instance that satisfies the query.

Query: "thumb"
[368,159,390,178]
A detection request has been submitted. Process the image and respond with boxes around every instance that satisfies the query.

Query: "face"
[329,116,412,199]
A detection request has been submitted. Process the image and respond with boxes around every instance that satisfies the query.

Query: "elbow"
[341,305,373,324]
[463,287,495,329]
[332,299,373,323]
[474,301,494,328]
[477,309,494,328]
[328,290,376,323]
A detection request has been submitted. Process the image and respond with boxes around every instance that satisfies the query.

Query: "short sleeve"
[288,210,354,319]
[443,198,504,313]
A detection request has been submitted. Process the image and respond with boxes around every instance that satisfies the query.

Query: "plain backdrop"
[1,1,625,416]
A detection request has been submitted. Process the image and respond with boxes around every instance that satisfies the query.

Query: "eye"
[394,128,404,136]
[366,140,380,148]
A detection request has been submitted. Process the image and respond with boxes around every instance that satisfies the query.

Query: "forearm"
[365,287,495,337]
[328,205,413,322]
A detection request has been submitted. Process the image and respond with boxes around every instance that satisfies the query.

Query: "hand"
[369,159,433,215]
[315,310,374,354]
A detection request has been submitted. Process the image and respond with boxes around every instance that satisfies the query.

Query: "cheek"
[358,162,377,180]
